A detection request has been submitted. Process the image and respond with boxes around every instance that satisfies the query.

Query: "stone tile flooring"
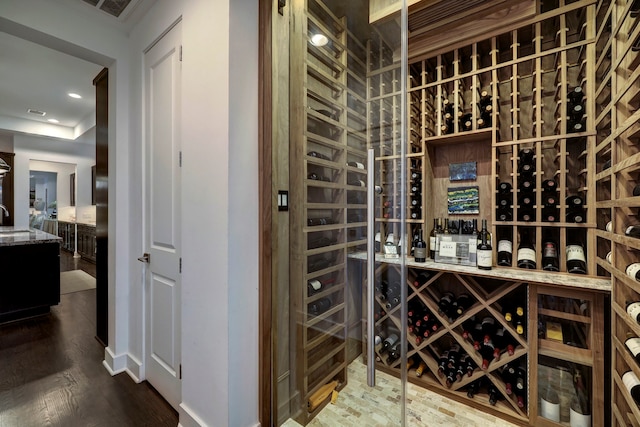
[282,359,520,427]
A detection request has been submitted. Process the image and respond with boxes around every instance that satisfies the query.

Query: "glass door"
[274,0,409,426]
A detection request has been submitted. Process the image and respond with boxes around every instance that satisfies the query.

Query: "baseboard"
[178,403,207,427]
[102,346,128,375]
[125,353,144,383]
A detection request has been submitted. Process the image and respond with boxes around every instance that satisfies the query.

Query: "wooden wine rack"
[289,0,368,423]
[600,0,640,425]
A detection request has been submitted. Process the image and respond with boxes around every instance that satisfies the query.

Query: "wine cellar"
[278,0,640,426]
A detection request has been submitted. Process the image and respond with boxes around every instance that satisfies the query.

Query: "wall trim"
[102,346,127,375]
[178,402,208,427]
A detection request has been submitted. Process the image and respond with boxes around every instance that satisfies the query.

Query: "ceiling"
[0,0,156,142]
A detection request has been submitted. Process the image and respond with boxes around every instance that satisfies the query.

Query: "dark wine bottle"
[477,219,493,270]
[466,377,483,398]
[497,228,513,267]
[478,90,492,112]
[308,297,332,316]
[625,225,640,239]
[307,217,335,226]
[488,383,501,406]
[498,181,513,193]
[496,207,513,222]
[307,277,335,296]
[517,228,537,269]
[429,218,440,259]
[438,292,455,319]
[307,172,330,182]
[541,240,559,272]
[542,179,557,192]
[307,151,331,161]
[455,293,473,316]
[542,206,559,222]
[477,111,491,128]
[414,229,427,263]
[567,86,584,104]
[514,365,527,408]
[501,363,516,396]
[380,332,399,354]
[460,113,473,131]
[346,161,365,169]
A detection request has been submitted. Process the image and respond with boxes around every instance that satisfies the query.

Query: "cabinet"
[354,255,608,426]
[57,221,75,253]
[77,224,96,263]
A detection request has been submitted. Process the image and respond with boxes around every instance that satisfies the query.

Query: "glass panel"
[279,0,407,426]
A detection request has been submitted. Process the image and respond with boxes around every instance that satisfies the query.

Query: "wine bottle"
[622,371,640,405]
[308,297,332,316]
[466,377,483,398]
[570,372,591,427]
[542,240,560,272]
[429,218,440,259]
[488,383,500,406]
[567,86,584,104]
[346,161,365,169]
[517,228,537,269]
[480,341,495,370]
[625,225,640,239]
[627,301,640,324]
[501,363,516,395]
[477,111,491,128]
[438,292,455,320]
[307,172,330,182]
[307,151,331,161]
[496,207,513,222]
[414,229,427,263]
[542,205,559,222]
[380,333,399,354]
[518,206,536,222]
[540,372,561,421]
[308,217,335,226]
[307,277,335,296]
[478,91,492,112]
[413,360,426,377]
[481,316,496,344]
[497,228,513,266]
[460,113,473,131]
[477,219,493,270]
[542,179,557,192]
[518,147,535,165]
[455,293,473,316]
[414,271,433,287]
[518,193,534,209]
[634,183,640,197]
[625,335,640,364]
[566,235,587,275]
[627,263,640,282]
[515,365,527,409]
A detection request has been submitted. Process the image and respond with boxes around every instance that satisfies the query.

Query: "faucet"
[0,204,8,217]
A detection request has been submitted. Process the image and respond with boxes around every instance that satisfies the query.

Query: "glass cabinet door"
[534,286,604,427]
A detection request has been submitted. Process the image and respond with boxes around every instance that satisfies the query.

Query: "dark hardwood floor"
[59,249,96,278]
[0,251,178,426]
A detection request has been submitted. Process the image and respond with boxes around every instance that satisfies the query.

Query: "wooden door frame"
[259,0,274,425]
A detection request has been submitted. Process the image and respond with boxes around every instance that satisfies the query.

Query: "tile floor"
[282,359,520,427]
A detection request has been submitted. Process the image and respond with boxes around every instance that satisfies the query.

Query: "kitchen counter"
[0,226,61,247]
[0,226,61,322]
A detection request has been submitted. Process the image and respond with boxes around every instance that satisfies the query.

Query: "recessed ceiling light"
[68,93,82,99]
[47,119,60,124]
[310,33,329,47]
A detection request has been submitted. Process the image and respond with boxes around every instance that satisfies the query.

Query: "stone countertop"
[0,227,62,247]
[348,252,612,293]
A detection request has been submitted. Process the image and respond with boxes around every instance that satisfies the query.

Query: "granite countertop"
[348,251,612,293]
[0,226,62,247]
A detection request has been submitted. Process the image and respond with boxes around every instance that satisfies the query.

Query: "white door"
[144,21,182,410]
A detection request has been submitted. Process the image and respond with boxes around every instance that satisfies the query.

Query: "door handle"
[138,253,150,263]
[366,148,376,387]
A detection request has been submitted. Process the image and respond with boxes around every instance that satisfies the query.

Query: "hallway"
[0,253,178,426]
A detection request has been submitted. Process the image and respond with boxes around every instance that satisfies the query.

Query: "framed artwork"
[449,161,477,181]
[448,186,479,215]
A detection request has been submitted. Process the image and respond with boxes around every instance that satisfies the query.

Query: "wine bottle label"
[627,225,636,235]
[351,162,365,169]
[468,238,477,254]
[566,245,586,262]
[540,397,561,421]
[498,240,512,253]
[628,302,640,322]
[625,338,640,357]
[430,236,436,249]
[308,279,322,291]
[477,249,493,268]
[622,371,640,393]
[517,248,536,263]
[543,244,557,258]
[414,247,427,260]
[626,263,640,280]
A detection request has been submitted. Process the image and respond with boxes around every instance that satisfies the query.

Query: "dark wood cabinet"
[57,221,75,252]
[0,241,60,323]
[77,224,96,263]
[0,152,14,226]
